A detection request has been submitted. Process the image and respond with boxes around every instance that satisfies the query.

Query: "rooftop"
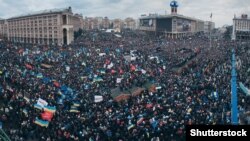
[140,14,203,22]
[8,7,72,20]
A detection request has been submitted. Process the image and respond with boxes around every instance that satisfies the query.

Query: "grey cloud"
[0,0,249,27]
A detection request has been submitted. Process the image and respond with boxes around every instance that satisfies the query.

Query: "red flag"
[111,69,116,74]
[25,64,33,70]
[18,49,24,54]
[53,81,60,88]
[41,111,53,121]
[130,64,136,71]
[105,59,110,65]
[146,103,153,109]
[119,68,124,74]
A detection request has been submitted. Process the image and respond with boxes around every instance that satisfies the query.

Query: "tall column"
[231,49,238,125]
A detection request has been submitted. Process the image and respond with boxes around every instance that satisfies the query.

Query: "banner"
[37,98,48,108]
[239,82,250,96]
[94,95,103,103]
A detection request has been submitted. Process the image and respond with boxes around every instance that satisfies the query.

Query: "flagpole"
[209,13,212,48]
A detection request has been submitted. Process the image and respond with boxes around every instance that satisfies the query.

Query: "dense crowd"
[0,30,249,141]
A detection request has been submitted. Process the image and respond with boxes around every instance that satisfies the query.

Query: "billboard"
[140,19,154,27]
[176,18,191,32]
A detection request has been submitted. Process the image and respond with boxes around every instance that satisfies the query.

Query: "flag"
[137,117,144,125]
[127,124,135,130]
[93,77,103,82]
[34,118,49,127]
[130,64,136,71]
[53,81,60,87]
[69,106,80,113]
[155,86,162,90]
[37,73,43,78]
[22,109,28,116]
[146,103,153,109]
[116,78,122,84]
[107,62,114,69]
[94,95,103,103]
[34,104,43,110]
[44,106,56,113]
[111,69,116,74]
[212,91,219,101]
[73,102,80,107]
[141,69,146,74]
[24,96,30,103]
[41,111,53,121]
[151,119,158,129]
[119,68,124,74]
[25,64,33,70]
[37,98,48,108]
[239,82,250,96]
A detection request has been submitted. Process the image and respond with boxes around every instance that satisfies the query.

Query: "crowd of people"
[0,30,249,141]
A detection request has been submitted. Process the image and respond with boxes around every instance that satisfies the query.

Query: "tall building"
[232,14,250,40]
[138,0,205,38]
[0,7,83,45]
[204,21,215,33]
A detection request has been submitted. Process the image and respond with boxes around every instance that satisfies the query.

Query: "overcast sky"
[0,0,249,27]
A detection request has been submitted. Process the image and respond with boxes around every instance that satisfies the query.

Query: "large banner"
[176,18,191,32]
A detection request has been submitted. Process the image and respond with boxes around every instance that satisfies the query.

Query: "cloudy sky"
[0,0,249,27]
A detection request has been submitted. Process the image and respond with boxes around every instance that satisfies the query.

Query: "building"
[124,17,136,30]
[0,7,83,45]
[72,14,84,32]
[111,19,123,32]
[232,14,250,40]
[102,17,110,29]
[0,19,8,38]
[138,0,205,38]
[204,21,215,33]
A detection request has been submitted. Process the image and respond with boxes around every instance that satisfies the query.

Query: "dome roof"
[170,0,178,7]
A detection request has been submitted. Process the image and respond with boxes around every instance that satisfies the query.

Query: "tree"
[224,25,233,40]
[74,28,84,39]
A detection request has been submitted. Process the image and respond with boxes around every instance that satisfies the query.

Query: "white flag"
[116,78,122,83]
[37,98,48,108]
[107,62,114,69]
[94,95,103,103]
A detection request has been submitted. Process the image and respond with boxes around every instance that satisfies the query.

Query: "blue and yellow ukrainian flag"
[69,106,80,113]
[73,102,80,107]
[44,106,56,113]
[34,104,43,110]
[34,118,49,127]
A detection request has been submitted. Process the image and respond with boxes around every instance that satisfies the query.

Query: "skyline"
[0,0,249,27]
